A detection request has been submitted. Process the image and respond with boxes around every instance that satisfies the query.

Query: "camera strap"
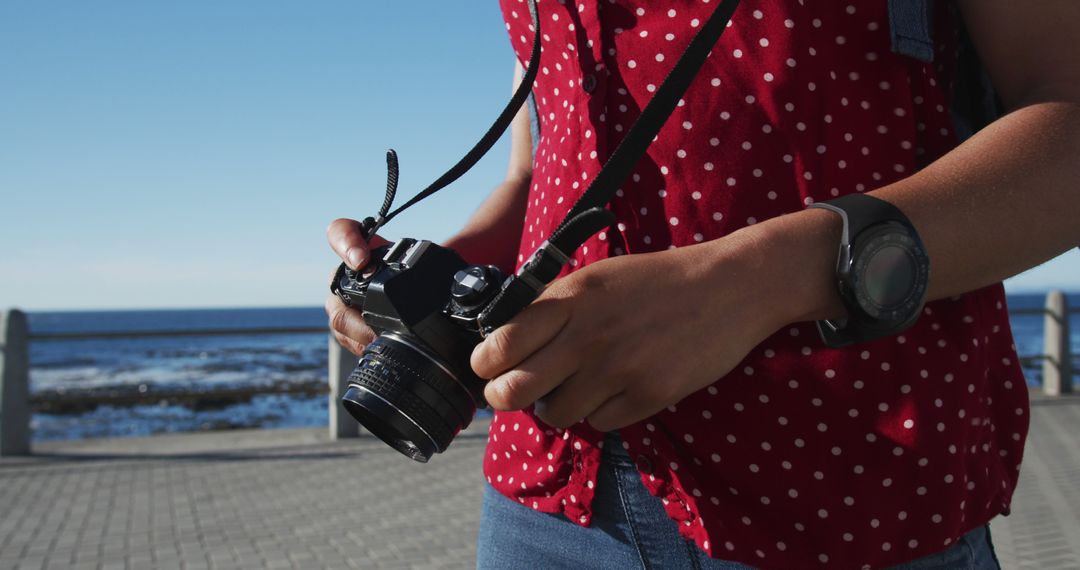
[476,0,742,333]
[343,0,742,332]
[358,0,543,238]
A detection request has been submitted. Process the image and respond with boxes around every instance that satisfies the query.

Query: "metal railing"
[1,290,1075,456]
[1,318,361,455]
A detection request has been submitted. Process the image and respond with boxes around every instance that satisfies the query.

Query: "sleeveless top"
[485,1,1029,568]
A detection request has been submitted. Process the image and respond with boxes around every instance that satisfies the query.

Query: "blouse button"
[582,74,598,93]
[574,456,584,471]
[635,454,653,474]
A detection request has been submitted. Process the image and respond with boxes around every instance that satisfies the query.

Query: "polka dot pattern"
[487,1,1028,568]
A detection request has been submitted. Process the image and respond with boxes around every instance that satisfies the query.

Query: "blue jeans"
[477,435,1001,569]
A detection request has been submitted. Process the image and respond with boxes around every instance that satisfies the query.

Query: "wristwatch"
[809,193,930,348]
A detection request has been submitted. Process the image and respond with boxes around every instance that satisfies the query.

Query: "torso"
[486,2,1028,567]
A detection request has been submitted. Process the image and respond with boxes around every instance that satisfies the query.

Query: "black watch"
[809,194,930,348]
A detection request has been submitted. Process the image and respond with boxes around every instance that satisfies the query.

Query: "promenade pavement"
[0,422,490,570]
[2,394,1080,569]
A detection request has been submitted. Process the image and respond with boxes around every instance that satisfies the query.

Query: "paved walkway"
[988,394,1080,569]
[0,424,490,570]
[2,394,1079,569]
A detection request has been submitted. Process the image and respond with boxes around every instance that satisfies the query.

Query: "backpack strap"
[888,0,935,63]
[951,22,1005,141]
[888,1,1004,141]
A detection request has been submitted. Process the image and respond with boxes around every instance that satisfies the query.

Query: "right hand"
[325,218,391,355]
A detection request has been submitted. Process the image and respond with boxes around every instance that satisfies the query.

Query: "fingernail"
[347,247,366,269]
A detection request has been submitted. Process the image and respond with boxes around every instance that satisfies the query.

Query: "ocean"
[27,307,328,441]
[23,293,1080,441]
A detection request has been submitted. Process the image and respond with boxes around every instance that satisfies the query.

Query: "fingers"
[470,296,571,379]
[532,371,621,429]
[325,217,388,356]
[333,330,366,356]
[586,389,669,433]
[325,293,375,355]
[326,218,368,269]
[483,342,578,413]
[326,218,390,269]
[584,393,639,433]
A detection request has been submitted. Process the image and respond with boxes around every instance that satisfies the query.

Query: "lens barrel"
[341,333,478,462]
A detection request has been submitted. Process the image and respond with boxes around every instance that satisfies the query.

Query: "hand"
[325,218,390,355]
[470,236,792,432]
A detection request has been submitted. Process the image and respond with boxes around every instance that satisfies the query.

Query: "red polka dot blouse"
[486,1,1029,568]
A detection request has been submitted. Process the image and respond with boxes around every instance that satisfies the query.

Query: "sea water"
[28,308,328,440]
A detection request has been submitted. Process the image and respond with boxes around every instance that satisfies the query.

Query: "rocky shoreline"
[31,379,327,415]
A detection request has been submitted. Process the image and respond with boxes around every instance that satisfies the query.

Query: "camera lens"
[341,333,480,462]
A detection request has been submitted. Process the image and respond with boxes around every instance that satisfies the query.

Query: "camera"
[333,238,508,462]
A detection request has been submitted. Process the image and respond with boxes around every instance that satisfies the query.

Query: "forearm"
[443,60,534,272]
[737,101,1080,325]
[886,102,1080,295]
[442,173,530,272]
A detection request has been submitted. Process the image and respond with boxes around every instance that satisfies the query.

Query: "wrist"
[729,208,847,327]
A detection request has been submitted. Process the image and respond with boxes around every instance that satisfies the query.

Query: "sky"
[1,2,1076,311]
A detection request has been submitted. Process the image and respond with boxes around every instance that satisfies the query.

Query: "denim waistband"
[602,431,636,468]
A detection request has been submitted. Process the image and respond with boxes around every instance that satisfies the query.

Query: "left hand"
[470,236,792,432]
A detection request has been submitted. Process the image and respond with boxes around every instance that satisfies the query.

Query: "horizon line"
[11,288,1080,313]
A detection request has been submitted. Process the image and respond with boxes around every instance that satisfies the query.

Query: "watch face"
[851,224,929,322]
[865,245,915,306]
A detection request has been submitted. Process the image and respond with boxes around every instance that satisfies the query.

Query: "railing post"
[1043,290,1072,396]
[1,309,31,455]
[328,336,361,439]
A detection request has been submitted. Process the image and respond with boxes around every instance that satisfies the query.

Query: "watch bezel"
[845,221,930,327]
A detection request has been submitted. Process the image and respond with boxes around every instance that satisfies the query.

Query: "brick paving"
[983,394,1080,569]
[2,395,1080,569]
[0,424,489,570]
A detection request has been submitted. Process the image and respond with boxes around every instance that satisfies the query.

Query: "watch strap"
[809,193,914,241]
[815,314,908,349]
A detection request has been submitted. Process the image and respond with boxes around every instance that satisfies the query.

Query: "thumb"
[470,295,570,380]
[327,218,391,269]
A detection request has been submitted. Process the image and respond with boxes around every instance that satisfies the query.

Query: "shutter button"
[582,74,598,93]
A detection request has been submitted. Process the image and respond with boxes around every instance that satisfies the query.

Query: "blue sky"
[1,2,1076,311]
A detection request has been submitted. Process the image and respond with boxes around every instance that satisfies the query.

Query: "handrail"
[9,322,360,448]
[1008,307,1080,316]
[22,305,1076,410]
[28,326,327,341]
[19,306,1080,388]
[1,291,1075,455]
[19,306,1079,341]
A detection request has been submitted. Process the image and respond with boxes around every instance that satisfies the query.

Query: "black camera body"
[334,238,507,462]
